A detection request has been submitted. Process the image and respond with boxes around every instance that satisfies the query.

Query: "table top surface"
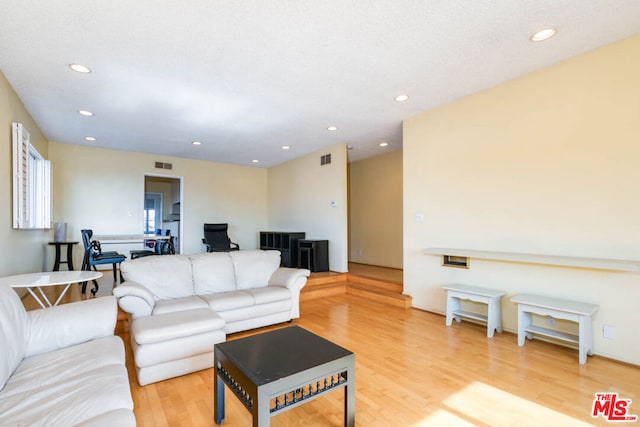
[48,241,79,245]
[215,326,353,386]
[0,270,103,287]
[511,293,599,314]
[93,234,170,241]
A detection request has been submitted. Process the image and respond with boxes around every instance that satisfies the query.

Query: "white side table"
[442,284,507,338]
[511,294,599,364]
[1,271,103,308]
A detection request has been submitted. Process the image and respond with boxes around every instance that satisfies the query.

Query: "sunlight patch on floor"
[412,381,592,427]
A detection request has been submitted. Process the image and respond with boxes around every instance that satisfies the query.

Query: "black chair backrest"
[203,223,232,249]
[155,228,171,236]
[81,229,93,252]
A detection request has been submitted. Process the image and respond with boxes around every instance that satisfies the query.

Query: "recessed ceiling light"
[69,63,91,73]
[530,28,557,42]
[252,159,259,163]
[84,136,96,142]
[78,110,94,116]
[327,126,338,131]
[281,145,290,150]
[379,142,389,147]
[394,94,409,102]
[192,141,202,145]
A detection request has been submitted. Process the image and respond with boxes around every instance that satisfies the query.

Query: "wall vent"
[320,153,332,165]
[155,161,173,170]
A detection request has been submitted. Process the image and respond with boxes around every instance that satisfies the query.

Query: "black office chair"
[80,229,127,295]
[202,223,239,252]
[130,229,174,259]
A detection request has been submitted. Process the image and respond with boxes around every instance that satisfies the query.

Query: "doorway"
[144,174,183,254]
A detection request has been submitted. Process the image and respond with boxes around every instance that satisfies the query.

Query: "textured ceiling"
[1,1,639,167]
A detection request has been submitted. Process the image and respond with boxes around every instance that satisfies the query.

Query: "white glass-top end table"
[1,270,103,308]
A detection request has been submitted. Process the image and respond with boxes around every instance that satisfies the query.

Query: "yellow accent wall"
[0,71,50,276]
[403,35,640,364]
[349,150,403,268]
[267,143,348,272]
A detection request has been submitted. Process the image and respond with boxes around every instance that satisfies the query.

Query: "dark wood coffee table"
[214,326,355,426]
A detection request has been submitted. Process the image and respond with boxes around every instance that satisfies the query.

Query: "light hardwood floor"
[21,277,639,426]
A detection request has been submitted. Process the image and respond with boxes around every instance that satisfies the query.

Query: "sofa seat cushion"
[245,286,292,304]
[218,300,292,323]
[153,295,209,315]
[133,309,225,345]
[200,291,254,311]
[0,336,132,427]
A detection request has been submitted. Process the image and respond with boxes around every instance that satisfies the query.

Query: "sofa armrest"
[112,281,156,318]
[268,267,310,292]
[25,296,117,357]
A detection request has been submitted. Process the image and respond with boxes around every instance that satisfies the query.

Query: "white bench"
[442,284,506,338]
[511,294,599,364]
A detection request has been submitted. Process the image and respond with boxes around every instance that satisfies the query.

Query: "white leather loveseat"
[0,285,135,426]
[113,250,310,385]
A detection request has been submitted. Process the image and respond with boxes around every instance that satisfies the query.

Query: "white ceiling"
[1,1,639,168]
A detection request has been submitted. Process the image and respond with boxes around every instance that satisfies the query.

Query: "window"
[143,193,163,234]
[12,123,51,229]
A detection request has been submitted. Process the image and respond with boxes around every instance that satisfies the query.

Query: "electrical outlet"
[546,315,556,326]
[603,324,616,340]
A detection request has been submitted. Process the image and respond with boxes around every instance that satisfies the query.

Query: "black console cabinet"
[259,232,305,267]
[298,239,329,272]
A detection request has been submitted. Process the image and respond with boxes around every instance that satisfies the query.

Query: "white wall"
[49,142,268,267]
[349,150,403,268]
[403,35,640,364]
[0,71,51,276]
[268,143,349,272]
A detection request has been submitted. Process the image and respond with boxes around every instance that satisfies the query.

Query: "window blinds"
[12,122,51,229]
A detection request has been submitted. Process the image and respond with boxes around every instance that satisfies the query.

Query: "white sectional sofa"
[113,250,310,385]
[0,285,135,426]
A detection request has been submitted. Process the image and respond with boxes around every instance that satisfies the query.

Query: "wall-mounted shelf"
[423,247,640,272]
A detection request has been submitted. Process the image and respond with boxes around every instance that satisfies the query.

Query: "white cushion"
[153,296,209,315]
[230,250,280,290]
[0,285,27,392]
[133,330,224,368]
[190,252,237,294]
[200,291,254,311]
[25,296,117,357]
[0,336,133,426]
[132,309,224,345]
[218,300,292,323]
[121,255,194,299]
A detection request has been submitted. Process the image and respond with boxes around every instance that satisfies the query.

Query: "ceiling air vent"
[155,161,173,170]
[320,154,331,166]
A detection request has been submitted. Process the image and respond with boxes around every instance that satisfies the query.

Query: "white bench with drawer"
[442,284,507,338]
[511,293,599,364]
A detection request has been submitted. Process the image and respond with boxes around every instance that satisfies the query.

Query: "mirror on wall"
[144,175,182,254]
[12,122,51,229]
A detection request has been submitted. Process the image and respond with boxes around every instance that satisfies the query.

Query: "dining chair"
[80,229,127,295]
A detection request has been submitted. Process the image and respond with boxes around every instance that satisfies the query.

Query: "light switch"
[415,213,424,222]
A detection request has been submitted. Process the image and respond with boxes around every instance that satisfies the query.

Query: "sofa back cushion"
[0,285,28,392]
[230,250,281,290]
[121,255,194,300]
[190,253,237,294]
